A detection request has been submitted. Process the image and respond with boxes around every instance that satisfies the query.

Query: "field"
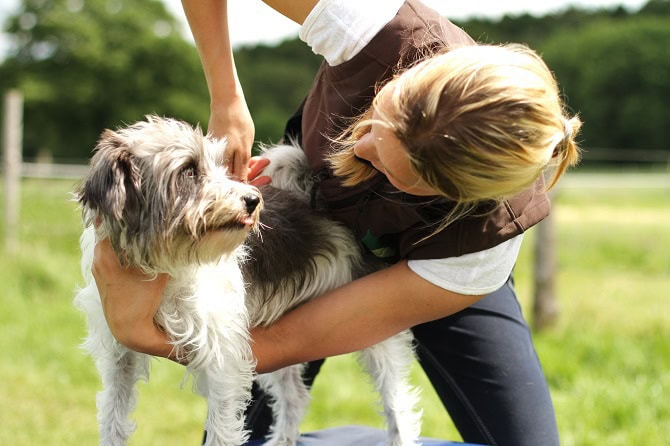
[0,172,668,445]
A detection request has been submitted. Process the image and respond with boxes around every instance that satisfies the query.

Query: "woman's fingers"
[248,157,272,186]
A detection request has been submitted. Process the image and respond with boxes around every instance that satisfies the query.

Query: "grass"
[0,173,668,445]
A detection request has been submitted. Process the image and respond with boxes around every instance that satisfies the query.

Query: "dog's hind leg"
[96,349,150,446]
[256,364,310,446]
[196,357,254,446]
[358,331,422,446]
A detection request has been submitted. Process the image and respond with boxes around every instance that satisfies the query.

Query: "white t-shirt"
[299,0,523,295]
[300,0,405,66]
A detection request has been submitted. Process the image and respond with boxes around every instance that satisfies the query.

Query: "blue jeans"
[240,275,559,446]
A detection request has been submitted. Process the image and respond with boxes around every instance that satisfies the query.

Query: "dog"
[74,116,421,446]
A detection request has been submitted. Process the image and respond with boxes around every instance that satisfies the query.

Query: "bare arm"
[181,0,318,181]
[251,261,483,373]
[181,0,253,181]
[91,239,176,360]
[261,0,319,24]
[91,239,483,370]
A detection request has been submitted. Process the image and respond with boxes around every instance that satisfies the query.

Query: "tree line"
[0,0,668,163]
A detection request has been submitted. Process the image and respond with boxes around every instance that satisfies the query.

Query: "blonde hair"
[329,44,581,229]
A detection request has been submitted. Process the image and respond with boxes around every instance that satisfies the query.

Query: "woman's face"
[353,100,439,197]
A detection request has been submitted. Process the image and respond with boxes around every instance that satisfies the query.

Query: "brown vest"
[287,0,550,262]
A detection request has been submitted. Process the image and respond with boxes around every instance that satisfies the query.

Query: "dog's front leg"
[95,348,151,446]
[194,347,254,446]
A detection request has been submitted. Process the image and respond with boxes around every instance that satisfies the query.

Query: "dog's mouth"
[211,213,258,232]
[240,215,258,227]
[190,192,262,235]
[219,219,254,231]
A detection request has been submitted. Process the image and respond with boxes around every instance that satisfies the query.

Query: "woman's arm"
[181,0,253,181]
[261,0,318,24]
[181,0,318,181]
[91,239,176,360]
[251,261,483,374]
[91,239,483,370]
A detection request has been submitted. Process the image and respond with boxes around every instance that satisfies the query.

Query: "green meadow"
[0,173,668,445]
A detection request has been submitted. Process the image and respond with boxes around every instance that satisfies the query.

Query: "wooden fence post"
[3,90,23,254]
[532,195,560,331]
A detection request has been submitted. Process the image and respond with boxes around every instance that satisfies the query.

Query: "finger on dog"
[250,175,271,187]
[92,239,142,281]
[248,157,270,181]
[92,239,119,276]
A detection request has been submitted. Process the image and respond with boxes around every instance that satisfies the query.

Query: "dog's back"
[243,185,365,326]
[241,144,421,446]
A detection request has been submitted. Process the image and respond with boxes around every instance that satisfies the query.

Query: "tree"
[540,16,670,151]
[455,1,670,153]
[455,5,635,48]
[0,0,210,159]
[639,0,670,16]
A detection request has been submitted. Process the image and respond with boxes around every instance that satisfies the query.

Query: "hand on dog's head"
[77,116,263,273]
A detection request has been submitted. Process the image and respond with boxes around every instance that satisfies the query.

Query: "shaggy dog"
[74,116,421,446]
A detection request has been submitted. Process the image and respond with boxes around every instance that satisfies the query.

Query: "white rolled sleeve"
[408,235,524,295]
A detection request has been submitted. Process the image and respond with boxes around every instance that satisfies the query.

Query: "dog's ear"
[79,129,144,230]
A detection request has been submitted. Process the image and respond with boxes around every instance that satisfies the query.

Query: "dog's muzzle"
[243,194,261,216]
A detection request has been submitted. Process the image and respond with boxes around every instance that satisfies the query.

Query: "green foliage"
[0,0,210,159]
[455,5,634,46]
[540,16,670,151]
[234,38,322,144]
[1,175,669,444]
[640,0,670,15]
[454,1,670,153]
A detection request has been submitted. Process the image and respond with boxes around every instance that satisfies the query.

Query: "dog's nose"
[243,194,260,214]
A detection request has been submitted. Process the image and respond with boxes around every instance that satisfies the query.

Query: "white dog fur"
[74,116,421,446]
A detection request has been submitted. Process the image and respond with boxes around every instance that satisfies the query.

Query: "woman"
[93,0,581,444]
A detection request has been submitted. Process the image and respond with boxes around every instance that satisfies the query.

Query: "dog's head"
[77,115,262,272]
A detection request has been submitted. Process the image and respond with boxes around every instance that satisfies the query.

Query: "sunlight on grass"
[1,175,668,445]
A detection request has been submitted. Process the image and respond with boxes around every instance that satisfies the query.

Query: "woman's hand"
[247,156,272,186]
[181,0,320,181]
[182,0,255,182]
[91,239,174,359]
[208,96,255,182]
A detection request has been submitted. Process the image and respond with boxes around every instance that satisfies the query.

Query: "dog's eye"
[181,165,197,179]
